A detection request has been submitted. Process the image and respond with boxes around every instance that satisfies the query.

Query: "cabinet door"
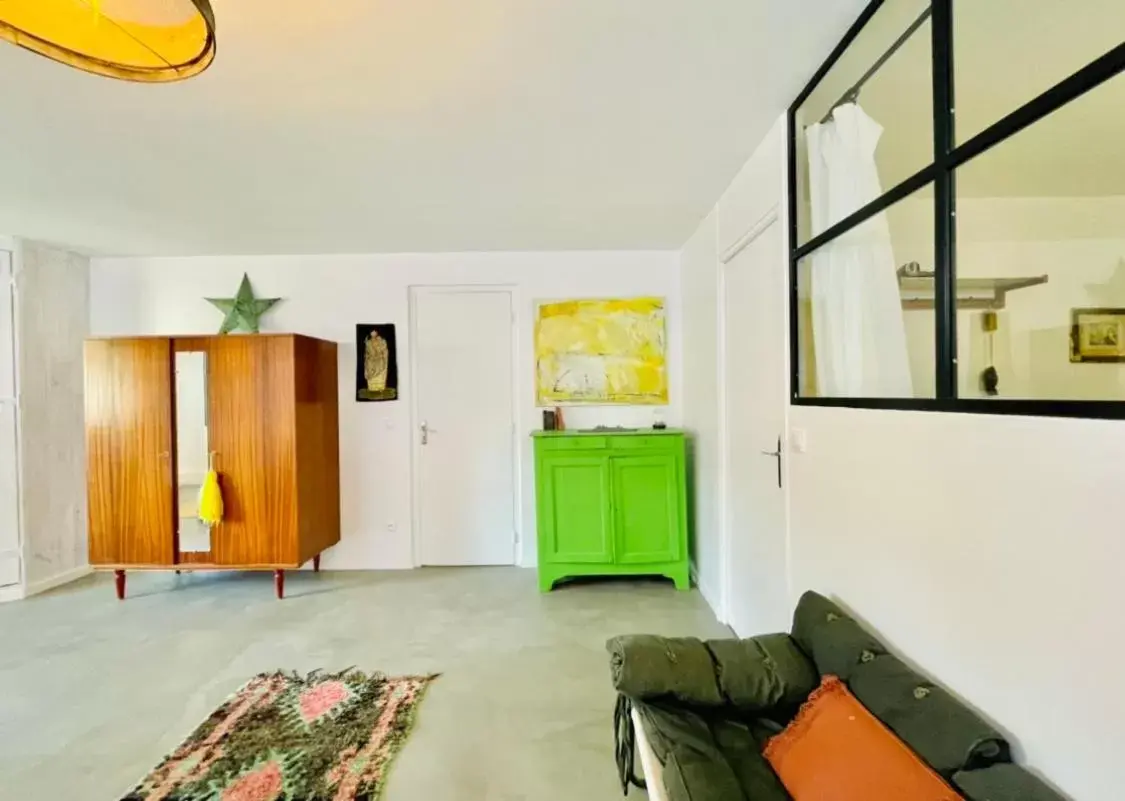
[538,453,612,563]
[207,336,298,566]
[611,453,682,564]
[86,339,176,566]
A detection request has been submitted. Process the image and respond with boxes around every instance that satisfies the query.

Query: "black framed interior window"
[788,0,1125,418]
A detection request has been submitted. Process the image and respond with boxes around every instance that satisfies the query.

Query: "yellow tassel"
[198,469,224,526]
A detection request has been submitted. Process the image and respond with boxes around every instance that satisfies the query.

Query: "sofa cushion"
[790,591,887,681]
[850,654,1009,777]
[953,764,1068,801]
[708,633,819,714]
[764,675,961,801]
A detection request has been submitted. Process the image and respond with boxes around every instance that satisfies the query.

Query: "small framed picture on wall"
[356,324,399,401]
[1070,308,1125,363]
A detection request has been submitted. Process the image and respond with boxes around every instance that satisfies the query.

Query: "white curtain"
[806,103,913,397]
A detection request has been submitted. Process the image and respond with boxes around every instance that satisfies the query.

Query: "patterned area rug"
[122,670,437,801]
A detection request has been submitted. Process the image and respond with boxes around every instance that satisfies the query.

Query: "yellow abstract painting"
[535,297,668,405]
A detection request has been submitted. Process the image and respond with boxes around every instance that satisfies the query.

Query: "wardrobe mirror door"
[175,350,211,553]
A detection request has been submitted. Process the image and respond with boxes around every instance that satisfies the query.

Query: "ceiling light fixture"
[0,0,216,82]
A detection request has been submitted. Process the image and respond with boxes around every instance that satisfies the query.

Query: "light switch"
[790,428,808,453]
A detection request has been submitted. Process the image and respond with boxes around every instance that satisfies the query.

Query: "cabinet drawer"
[537,436,608,451]
[609,436,678,451]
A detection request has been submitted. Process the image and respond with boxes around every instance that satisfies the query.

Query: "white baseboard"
[690,562,726,626]
[0,584,25,603]
[25,565,93,597]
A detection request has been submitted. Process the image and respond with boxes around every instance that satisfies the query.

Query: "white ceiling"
[0,0,867,256]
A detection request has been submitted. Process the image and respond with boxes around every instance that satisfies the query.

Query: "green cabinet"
[533,430,689,592]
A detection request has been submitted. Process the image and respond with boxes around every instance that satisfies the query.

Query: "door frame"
[0,246,23,601]
[717,205,792,629]
[407,285,520,568]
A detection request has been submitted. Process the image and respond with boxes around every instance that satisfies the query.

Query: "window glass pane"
[795,0,933,246]
[955,74,1125,400]
[798,184,936,398]
[954,1,1125,143]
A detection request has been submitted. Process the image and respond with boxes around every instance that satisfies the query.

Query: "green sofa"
[608,590,1068,801]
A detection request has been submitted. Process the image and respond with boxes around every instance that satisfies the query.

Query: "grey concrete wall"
[18,240,89,586]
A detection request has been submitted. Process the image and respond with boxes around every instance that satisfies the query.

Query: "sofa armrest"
[630,701,792,801]
[607,632,817,714]
[631,706,669,801]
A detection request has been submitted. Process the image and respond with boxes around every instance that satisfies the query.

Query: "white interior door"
[0,250,21,588]
[413,288,516,566]
[722,217,790,636]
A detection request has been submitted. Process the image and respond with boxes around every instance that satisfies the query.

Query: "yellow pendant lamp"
[0,0,216,82]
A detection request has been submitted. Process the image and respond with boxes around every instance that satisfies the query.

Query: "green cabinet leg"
[539,572,556,593]
[671,570,691,591]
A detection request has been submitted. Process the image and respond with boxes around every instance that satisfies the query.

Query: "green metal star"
[205,273,281,334]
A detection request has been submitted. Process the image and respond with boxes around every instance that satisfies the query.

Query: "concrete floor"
[0,568,727,800]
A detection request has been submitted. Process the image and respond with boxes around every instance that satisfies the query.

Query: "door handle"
[420,421,429,445]
[760,436,782,489]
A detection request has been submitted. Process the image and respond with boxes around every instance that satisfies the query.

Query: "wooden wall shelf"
[898,264,1049,311]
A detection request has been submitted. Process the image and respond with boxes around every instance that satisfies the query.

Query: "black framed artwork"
[355,324,399,402]
[786,0,1125,419]
[1070,308,1125,363]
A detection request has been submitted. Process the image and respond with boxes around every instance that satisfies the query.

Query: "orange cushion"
[764,675,963,801]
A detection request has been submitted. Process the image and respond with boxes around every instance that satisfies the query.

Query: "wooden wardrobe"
[85,334,341,599]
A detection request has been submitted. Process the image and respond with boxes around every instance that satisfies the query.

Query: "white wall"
[681,115,1119,798]
[90,251,682,570]
[16,240,90,590]
[787,406,1123,801]
[680,210,721,605]
[680,116,789,621]
[798,193,1125,800]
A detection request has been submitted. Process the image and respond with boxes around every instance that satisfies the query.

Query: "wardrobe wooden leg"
[114,570,126,601]
[274,569,285,600]
[313,554,321,573]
